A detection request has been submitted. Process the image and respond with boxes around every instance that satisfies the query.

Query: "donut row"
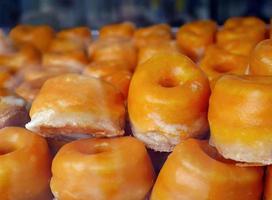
[0,16,272,200]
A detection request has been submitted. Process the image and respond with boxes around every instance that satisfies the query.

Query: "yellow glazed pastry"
[128,53,210,152]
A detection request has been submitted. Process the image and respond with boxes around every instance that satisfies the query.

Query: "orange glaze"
[84,60,132,98]
[48,27,92,53]
[128,53,210,152]
[102,70,132,99]
[250,39,272,75]
[9,24,55,52]
[18,65,70,82]
[137,40,181,65]
[177,20,217,61]
[151,139,264,200]
[0,44,41,72]
[99,22,136,39]
[0,68,11,88]
[84,60,131,76]
[216,17,266,56]
[15,77,51,103]
[56,26,92,46]
[50,136,155,200]
[47,37,85,53]
[209,75,272,164]
[42,50,89,73]
[133,24,172,48]
[265,166,272,200]
[26,74,126,138]
[0,127,52,200]
[88,36,137,71]
[199,45,248,88]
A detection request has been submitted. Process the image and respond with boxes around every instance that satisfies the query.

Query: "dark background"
[0,0,271,29]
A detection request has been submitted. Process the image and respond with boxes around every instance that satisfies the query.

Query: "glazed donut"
[99,22,136,39]
[209,75,272,164]
[88,37,137,71]
[137,40,181,65]
[199,45,248,88]
[265,166,272,200]
[128,54,210,152]
[176,20,217,61]
[216,17,266,56]
[9,24,55,52]
[0,127,52,200]
[42,51,88,73]
[0,44,41,72]
[249,39,272,75]
[84,60,132,98]
[26,74,126,139]
[151,139,264,200]
[133,24,172,48]
[51,136,155,200]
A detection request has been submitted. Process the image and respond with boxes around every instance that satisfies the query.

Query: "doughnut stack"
[0,17,272,200]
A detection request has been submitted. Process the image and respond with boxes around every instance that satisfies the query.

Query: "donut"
[176,20,217,61]
[99,22,136,39]
[133,24,172,48]
[88,37,137,71]
[0,44,41,72]
[265,166,272,200]
[26,74,126,139]
[249,39,272,75]
[199,45,248,88]
[0,127,52,200]
[209,75,272,164]
[84,60,132,98]
[128,54,210,152]
[151,139,264,200]
[9,24,55,52]
[50,136,155,200]
[137,40,181,65]
[42,51,88,73]
[216,17,266,56]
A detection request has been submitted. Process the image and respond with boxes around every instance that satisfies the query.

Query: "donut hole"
[158,68,180,88]
[78,142,110,155]
[213,63,234,73]
[200,142,235,164]
[0,144,16,155]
